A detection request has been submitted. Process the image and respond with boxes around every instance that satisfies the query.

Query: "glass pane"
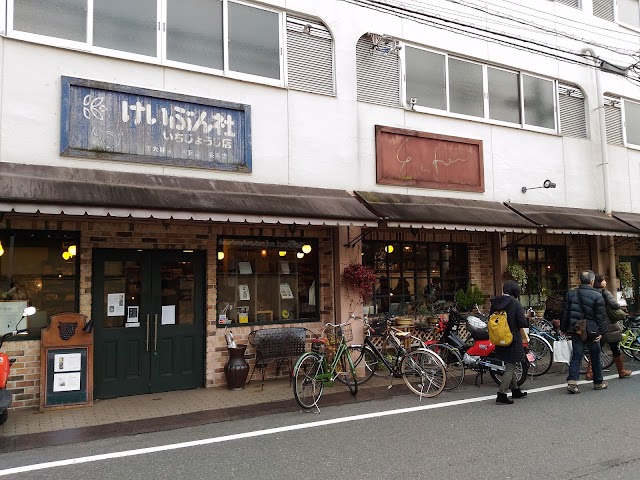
[448,58,484,117]
[488,67,520,123]
[619,0,640,28]
[93,0,157,57]
[624,100,640,146]
[405,47,446,110]
[228,2,280,79]
[161,262,193,325]
[523,75,555,129]
[166,0,223,69]
[103,260,140,328]
[14,0,87,42]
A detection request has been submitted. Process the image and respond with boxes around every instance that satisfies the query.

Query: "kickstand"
[387,375,394,390]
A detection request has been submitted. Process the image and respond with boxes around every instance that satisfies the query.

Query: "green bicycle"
[620,317,640,361]
[292,320,358,409]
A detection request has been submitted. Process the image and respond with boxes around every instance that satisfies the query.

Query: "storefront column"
[494,233,508,295]
[335,226,365,344]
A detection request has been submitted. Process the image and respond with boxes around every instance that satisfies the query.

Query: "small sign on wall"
[375,125,484,192]
[60,76,252,172]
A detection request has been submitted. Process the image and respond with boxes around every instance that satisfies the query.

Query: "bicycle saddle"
[394,331,411,340]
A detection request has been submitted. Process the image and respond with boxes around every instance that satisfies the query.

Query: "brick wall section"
[1,215,334,406]
[468,241,494,309]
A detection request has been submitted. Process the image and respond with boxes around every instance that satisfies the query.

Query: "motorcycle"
[0,306,36,425]
[439,306,532,387]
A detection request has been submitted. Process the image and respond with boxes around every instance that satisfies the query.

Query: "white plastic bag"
[553,339,572,364]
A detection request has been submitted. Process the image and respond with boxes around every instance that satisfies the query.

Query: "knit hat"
[594,274,605,286]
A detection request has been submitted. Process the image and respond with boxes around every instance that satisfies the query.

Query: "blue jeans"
[567,336,603,384]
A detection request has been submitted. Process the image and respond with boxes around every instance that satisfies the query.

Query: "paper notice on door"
[126,306,139,323]
[238,284,250,301]
[161,305,176,325]
[280,283,294,300]
[53,372,81,392]
[54,353,81,373]
[107,293,125,316]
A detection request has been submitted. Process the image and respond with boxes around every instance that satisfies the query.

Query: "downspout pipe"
[582,47,617,285]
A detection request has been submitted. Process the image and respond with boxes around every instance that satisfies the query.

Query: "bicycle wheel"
[292,352,324,409]
[582,344,615,371]
[372,335,399,377]
[527,334,553,377]
[400,349,446,398]
[425,343,465,391]
[489,361,528,387]
[335,350,358,396]
[335,345,377,385]
[628,327,640,362]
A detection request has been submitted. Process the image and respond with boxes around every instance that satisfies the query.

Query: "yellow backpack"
[488,310,513,346]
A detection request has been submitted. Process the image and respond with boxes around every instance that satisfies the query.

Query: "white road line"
[0,371,636,476]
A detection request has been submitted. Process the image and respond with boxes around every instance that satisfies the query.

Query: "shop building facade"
[1,0,640,407]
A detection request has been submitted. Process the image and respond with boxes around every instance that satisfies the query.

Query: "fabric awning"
[612,212,640,232]
[0,163,379,226]
[355,191,537,233]
[505,203,640,237]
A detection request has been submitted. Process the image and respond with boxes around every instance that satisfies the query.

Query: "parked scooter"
[0,306,36,425]
[439,306,532,387]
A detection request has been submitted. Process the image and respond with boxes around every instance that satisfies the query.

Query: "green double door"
[93,249,205,399]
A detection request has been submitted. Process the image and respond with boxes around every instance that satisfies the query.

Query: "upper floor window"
[9,0,283,83]
[619,0,640,28]
[405,46,557,132]
[623,99,640,146]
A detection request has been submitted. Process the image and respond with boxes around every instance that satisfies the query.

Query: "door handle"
[154,313,159,353]
[146,314,150,352]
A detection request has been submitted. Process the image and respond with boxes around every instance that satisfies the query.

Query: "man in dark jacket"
[560,270,608,393]
[490,280,529,405]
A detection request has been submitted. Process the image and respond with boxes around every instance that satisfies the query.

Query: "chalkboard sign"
[44,348,88,407]
[40,313,94,411]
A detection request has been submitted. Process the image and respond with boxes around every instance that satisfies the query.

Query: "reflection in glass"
[103,260,140,328]
[161,262,194,325]
[228,2,280,79]
[167,0,223,69]
[14,0,87,42]
[94,0,157,57]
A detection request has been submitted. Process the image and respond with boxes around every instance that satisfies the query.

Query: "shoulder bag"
[575,291,599,342]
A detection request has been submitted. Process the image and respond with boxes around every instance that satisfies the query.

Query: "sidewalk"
[1,359,637,453]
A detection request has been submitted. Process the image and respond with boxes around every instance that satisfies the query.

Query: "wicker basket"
[323,324,353,362]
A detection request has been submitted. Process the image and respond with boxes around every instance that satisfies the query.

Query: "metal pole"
[582,48,617,287]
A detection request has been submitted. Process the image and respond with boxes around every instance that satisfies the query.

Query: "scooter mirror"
[22,307,36,317]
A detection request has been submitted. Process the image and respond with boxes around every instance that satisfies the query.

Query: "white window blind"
[604,97,624,146]
[593,0,615,21]
[356,35,401,107]
[558,85,587,139]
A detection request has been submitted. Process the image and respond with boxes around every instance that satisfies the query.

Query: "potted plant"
[506,261,528,291]
[617,262,635,300]
[454,284,485,313]
[342,262,377,303]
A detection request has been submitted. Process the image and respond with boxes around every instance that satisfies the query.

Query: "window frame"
[621,98,640,149]
[616,0,640,31]
[402,43,558,134]
[7,0,285,87]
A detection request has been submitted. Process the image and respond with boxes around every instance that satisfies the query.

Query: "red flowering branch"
[342,262,376,302]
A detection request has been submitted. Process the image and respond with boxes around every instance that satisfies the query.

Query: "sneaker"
[593,382,608,390]
[567,384,580,394]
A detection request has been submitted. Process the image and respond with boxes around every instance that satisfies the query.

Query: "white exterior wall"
[0,0,639,212]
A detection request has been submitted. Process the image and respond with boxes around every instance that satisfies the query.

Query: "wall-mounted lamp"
[82,318,94,334]
[296,252,304,259]
[302,244,312,254]
[384,245,394,254]
[279,251,287,257]
[62,244,77,260]
[217,251,225,260]
[521,179,556,194]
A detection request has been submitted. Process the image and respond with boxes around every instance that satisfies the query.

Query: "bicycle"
[292,319,358,409]
[619,317,640,361]
[340,316,447,399]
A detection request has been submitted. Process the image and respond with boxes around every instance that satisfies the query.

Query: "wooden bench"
[247,327,317,390]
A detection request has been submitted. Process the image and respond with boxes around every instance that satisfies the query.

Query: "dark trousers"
[499,362,518,394]
[567,336,603,384]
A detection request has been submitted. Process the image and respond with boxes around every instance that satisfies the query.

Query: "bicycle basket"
[324,323,353,346]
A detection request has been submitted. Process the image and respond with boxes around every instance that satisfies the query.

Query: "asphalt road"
[1,373,639,480]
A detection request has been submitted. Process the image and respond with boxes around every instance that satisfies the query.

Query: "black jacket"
[560,285,607,336]
[489,294,528,363]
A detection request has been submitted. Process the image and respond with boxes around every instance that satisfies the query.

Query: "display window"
[216,237,319,326]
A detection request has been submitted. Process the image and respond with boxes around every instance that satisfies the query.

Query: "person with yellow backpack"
[490,280,529,405]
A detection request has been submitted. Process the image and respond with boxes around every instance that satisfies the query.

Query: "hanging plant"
[342,262,377,302]
[506,261,528,291]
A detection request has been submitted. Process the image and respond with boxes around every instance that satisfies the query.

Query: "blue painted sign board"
[60,76,252,172]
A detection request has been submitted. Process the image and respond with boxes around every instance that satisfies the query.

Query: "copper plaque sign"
[375,125,484,192]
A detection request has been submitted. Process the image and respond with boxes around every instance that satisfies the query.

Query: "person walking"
[560,270,609,394]
[589,274,632,379]
[491,280,528,405]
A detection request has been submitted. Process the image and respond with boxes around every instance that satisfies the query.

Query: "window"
[507,245,568,309]
[9,0,283,83]
[605,97,624,146]
[522,74,556,130]
[216,237,319,326]
[362,241,468,316]
[404,45,557,132]
[558,84,587,139]
[623,99,640,146]
[0,231,80,338]
[619,0,640,28]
